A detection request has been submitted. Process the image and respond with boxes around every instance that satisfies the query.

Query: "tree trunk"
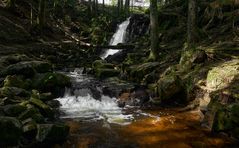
[125,0,130,16]
[102,0,105,12]
[187,0,197,48]
[88,0,92,16]
[117,0,120,16]
[149,0,159,61]
[37,0,46,30]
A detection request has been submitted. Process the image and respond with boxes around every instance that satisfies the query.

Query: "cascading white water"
[56,69,134,125]
[101,17,131,59]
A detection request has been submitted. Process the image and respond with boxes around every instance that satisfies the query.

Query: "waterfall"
[101,17,130,59]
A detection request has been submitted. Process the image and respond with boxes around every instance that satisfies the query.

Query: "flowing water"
[101,17,130,59]
[55,19,239,147]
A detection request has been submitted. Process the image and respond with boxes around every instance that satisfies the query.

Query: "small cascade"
[57,69,134,125]
[101,17,131,59]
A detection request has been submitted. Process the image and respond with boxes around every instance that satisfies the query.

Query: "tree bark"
[125,0,130,16]
[37,0,46,30]
[187,0,197,48]
[149,0,159,60]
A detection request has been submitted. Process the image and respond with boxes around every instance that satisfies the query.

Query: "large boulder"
[95,68,120,79]
[31,90,54,102]
[0,61,52,78]
[0,87,30,98]
[2,104,27,117]
[0,62,35,77]
[29,98,54,119]
[18,105,45,123]
[153,74,186,105]
[212,104,239,139]
[36,123,69,143]
[92,60,115,69]
[202,60,239,139]
[3,75,31,89]
[0,117,22,146]
[92,60,120,79]
[179,49,207,72]
[0,54,31,69]
[128,62,159,82]
[32,72,71,96]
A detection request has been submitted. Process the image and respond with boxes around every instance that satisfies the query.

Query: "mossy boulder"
[0,87,30,98]
[29,98,54,119]
[30,61,52,73]
[179,49,207,72]
[92,60,115,69]
[0,117,22,146]
[36,123,69,143]
[212,104,239,139]
[0,54,31,68]
[92,60,120,79]
[0,61,52,78]
[22,118,38,140]
[154,74,186,104]
[0,62,36,78]
[207,60,239,90]
[128,62,159,82]
[95,68,120,79]
[2,104,27,117]
[18,106,44,123]
[3,75,31,89]
[32,73,71,96]
[31,90,54,102]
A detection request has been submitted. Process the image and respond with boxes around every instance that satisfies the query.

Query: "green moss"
[3,75,31,89]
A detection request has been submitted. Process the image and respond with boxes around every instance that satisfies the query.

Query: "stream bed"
[54,69,239,148]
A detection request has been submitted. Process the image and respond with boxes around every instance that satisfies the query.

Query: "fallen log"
[79,44,135,50]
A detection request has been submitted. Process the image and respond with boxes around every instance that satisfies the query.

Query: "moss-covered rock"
[2,104,27,117]
[3,75,31,89]
[179,49,207,72]
[92,60,120,79]
[0,62,36,78]
[18,105,45,123]
[0,87,30,98]
[32,72,71,96]
[36,123,69,143]
[128,62,159,82]
[30,61,52,73]
[154,74,186,104]
[207,60,239,90]
[29,98,54,119]
[92,60,115,69]
[0,61,52,78]
[22,118,38,140]
[0,117,22,146]
[95,68,120,79]
[31,90,54,102]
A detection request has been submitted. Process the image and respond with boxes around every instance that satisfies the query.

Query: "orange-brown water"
[57,109,238,148]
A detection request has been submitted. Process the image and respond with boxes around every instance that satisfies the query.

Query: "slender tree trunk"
[37,0,46,30]
[88,0,92,16]
[187,0,197,48]
[95,0,98,14]
[117,0,120,16]
[102,0,105,12]
[30,4,33,26]
[149,0,159,60]
[125,0,130,16]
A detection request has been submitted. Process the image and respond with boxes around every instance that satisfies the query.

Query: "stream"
[55,19,238,147]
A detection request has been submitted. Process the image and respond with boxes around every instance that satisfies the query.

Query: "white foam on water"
[57,94,133,125]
